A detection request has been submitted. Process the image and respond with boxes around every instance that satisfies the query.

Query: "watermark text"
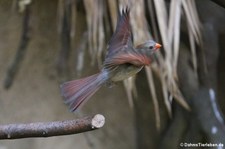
[180,142,224,148]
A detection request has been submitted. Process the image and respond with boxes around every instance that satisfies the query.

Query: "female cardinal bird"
[60,8,161,112]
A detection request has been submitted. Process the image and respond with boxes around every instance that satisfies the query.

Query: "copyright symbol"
[180,143,183,147]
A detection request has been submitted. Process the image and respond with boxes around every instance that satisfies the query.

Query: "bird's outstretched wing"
[104,7,152,69]
[106,7,133,58]
[104,49,151,69]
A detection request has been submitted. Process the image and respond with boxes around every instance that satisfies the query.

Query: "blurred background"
[0,0,225,148]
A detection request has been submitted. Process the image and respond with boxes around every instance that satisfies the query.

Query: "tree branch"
[0,114,105,140]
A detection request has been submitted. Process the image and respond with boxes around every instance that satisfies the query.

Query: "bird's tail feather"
[60,73,106,112]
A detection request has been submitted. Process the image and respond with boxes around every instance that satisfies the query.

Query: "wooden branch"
[0,114,105,140]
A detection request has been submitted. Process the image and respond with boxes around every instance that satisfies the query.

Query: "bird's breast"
[109,64,143,82]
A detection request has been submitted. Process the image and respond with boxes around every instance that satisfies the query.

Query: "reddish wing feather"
[104,7,152,70]
[106,7,133,57]
[104,50,151,68]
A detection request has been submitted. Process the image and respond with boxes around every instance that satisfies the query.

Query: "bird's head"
[136,40,162,53]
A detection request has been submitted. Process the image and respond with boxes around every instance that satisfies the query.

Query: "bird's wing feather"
[106,7,133,58]
[104,48,151,68]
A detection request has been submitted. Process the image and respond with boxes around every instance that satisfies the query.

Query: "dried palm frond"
[75,32,88,77]
[182,0,202,75]
[18,0,32,12]
[150,0,202,114]
[123,77,135,108]
[107,0,118,30]
[83,0,105,66]
[83,0,98,62]
[70,0,77,38]
[145,66,160,130]
[57,0,77,36]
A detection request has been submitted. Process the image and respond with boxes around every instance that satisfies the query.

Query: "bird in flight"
[60,7,162,112]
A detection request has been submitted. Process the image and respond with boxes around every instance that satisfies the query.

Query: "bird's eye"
[149,46,153,49]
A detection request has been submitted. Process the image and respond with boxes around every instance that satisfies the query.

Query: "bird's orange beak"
[154,43,162,50]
